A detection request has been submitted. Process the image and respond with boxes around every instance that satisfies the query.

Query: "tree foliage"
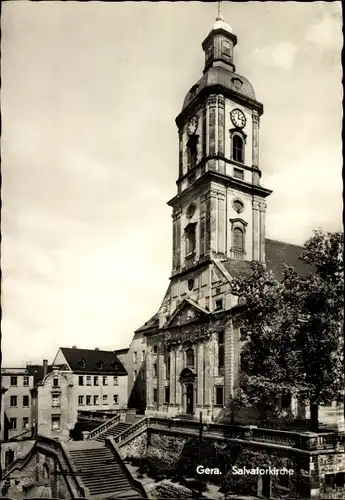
[231,230,344,430]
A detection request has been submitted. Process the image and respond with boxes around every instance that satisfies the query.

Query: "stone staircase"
[94,421,132,442]
[68,442,143,498]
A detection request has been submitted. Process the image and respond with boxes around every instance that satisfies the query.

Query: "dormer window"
[79,359,86,369]
[189,84,199,97]
[97,361,104,369]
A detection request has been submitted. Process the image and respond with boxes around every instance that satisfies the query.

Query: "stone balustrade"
[88,413,121,440]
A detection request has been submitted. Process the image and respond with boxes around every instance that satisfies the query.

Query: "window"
[23,376,29,386]
[232,135,244,163]
[239,327,247,341]
[93,395,99,405]
[166,356,171,379]
[218,331,225,375]
[164,387,170,404]
[153,345,158,354]
[233,227,244,252]
[10,376,17,386]
[10,396,17,407]
[23,395,30,407]
[80,360,86,368]
[10,418,17,429]
[216,386,224,406]
[5,450,15,468]
[113,376,118,386]
[141,370,145,381]
[86,376,91,386]
[53,377,59,388]
[233,168,244,180]
[78,376,84,386]
[22,417,29,429]
[78,396,84,406]
[133,351,137,364]
[102,376,108,386]
[141,351,145,362]
[188,279,194,291]
[52,394,60,407]
[153,364,158,377]
[94,376,99,386]
[86,395,91,405]
[215,299,223,311]
[153,388,158,403]
[102,395,108,405]
[222,40,231,56]
[187,137,198,171]
[233,199,244,214]
[113,395,118,405]
[134,370,137,379]
[186,348,194,367]
[51,416,60,430]
[185,224,196,255]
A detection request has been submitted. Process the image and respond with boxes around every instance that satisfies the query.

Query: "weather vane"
[216,1,224,21]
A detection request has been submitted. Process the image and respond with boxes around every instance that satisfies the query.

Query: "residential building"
[0,368,35,440]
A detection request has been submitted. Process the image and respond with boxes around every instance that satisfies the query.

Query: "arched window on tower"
[187,137,198,171]
[233,227,244,252]
[230,218,247,260]
[185,223,196,256]
[232,134,244,163]
[186,348,194,367]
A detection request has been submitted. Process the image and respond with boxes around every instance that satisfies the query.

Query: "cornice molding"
[176,85,264,128]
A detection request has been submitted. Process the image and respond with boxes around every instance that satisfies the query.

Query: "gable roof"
[135,313,159,333]
[59,347,127,375]
[164,298,209,328]
[222,238,312,281]
[26,364,54,385]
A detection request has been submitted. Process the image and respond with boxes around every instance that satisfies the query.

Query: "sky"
[1,1,343,366]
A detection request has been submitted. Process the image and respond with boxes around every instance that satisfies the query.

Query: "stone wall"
[2,446,74,499]
[120,432,148,459]
[149,479,192,499]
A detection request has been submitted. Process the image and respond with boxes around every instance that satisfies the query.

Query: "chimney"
[72,346,77,349]
[95,348,99,351]
[43,359,48,378]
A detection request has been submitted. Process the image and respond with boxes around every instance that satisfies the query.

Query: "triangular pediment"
[165,298,209,328]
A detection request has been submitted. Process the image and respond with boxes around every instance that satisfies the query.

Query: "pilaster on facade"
[252,198,261,261]
[175,345,182,408]
[259,201,267,262]
[196,342,204,406]
[158,347,165,407]
[146,347,153,408]
[252,110,260,170]
[169,348,176,404]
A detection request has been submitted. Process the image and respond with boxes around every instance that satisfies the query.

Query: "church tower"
[169,8,272,292]
[140,8,275,419]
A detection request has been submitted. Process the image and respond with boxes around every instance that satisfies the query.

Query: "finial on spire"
[216,1,224,21]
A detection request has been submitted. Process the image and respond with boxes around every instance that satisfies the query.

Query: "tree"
[231,230,344,432]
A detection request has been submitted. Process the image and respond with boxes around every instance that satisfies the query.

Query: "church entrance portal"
[186,383,194,415]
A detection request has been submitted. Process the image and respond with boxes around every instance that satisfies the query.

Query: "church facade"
[136,15,310,420]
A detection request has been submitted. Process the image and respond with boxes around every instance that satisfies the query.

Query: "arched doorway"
[180,368,196,416]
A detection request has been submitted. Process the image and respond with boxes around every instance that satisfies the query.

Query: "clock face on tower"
[187,116,198,136]
[230,108,246,129]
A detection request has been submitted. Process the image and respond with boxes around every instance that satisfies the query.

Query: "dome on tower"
[211,18,233,34]
[181,66,256,112]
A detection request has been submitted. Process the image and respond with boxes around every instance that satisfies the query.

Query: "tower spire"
[216,1,224,21]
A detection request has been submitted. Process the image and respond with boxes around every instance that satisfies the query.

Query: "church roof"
[59,347,127,376]
[135,313,159,333]
[181,66,256,113]
[222,238,312,280]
